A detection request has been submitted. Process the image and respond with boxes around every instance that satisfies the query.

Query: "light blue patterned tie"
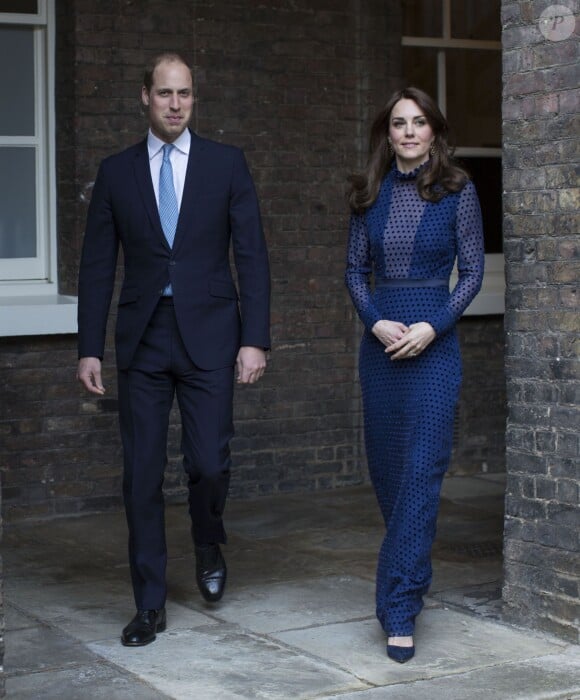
[159,144,178,246]
[159,143,178,295]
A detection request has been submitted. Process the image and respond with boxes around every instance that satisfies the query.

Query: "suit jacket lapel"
[172,131,206,253]
[133,139,170,251]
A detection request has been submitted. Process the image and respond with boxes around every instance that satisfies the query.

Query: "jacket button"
[169,261,176,266]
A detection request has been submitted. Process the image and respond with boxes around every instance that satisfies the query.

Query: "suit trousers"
[117,297,234,610]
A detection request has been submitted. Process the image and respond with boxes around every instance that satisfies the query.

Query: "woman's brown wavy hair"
[347,87,469,213]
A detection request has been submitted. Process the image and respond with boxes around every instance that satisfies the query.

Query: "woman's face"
[388,98,435,173]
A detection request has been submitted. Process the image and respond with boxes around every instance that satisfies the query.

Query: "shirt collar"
[147,128,191,160]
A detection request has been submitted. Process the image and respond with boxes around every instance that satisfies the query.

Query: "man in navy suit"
[77,52,270,646]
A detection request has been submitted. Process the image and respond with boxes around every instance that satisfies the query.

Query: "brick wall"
[0,0,505,522]
[502,0,579,641]
[192,0,402,498]
[456,317,506,474]
[0,0,394,518]
[0,486,3,698]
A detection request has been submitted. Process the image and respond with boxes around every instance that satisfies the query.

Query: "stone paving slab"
[3,513,127,562]
[5,578,215,644]
[224,487,382,541]
[323,646,580,700]
[440,474,506,501]
[207,575,376,634]
[167,541,352,599]
[433,580,504,619]
[88,624,368,700]
[281,525,384,554]
[4,603,39,632]
[5,625,98,676]
[272,607,567,687]
[436,497,503,539]
[6,663,171,700]
[430,558,502,594]
[219,530,380,583]
[2,536,124,585]
[6,478,577,700]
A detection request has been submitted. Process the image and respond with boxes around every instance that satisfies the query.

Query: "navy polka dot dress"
[345,163,484,637]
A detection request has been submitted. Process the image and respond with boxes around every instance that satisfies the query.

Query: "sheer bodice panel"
[345,166,485,336]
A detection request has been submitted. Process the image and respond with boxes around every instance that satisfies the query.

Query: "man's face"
[141,60,193,143]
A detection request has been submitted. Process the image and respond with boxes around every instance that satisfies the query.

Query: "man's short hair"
[143,52,194,92]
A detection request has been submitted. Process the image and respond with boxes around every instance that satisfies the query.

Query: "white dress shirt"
[146,128,191,210]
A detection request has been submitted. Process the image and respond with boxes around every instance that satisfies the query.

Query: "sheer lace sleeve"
[345,212,382,331]
[426,181,485,335]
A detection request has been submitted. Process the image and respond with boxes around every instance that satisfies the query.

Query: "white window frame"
[0,0,77,336]
[402,0,504,315]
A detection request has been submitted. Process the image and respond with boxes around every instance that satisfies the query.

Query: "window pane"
[451,0,501,40]
[457,157,502,253]
[402,0,442,37]
[446,50,501,148]
[402,47,438,101]
[0,27,35,136]
[0,0,38,11]
[0,147,37,258]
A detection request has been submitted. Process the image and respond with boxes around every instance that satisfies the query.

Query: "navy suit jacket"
[78,131,270,371]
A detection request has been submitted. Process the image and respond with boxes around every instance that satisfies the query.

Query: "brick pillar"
[502,0,579,641]
[0,484,4,697]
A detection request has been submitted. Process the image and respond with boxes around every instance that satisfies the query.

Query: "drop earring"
[430,142,437,156]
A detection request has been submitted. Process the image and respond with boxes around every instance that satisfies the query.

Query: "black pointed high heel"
[386,642,415,663]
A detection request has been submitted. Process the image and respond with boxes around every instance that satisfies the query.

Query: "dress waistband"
[374,278,448,289]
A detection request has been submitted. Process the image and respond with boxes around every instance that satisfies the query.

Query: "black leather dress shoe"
[121,608,166,647]
[195,543,227,602]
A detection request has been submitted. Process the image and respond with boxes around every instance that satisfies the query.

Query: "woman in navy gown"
[345,87,484,663]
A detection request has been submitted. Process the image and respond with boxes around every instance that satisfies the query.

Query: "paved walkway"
[4,475,580,699]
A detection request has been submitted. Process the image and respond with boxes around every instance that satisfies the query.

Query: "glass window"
[0,27,36,136]
[446,50,501,148]
[458,157,502,254]
[402,47,438,97]
[402,0,443,37]
[0,148,37,258]
[0,0,38,11]
[451,0,501,40]
[0,1,51,286]
[400,0,504,314]
[0,1,78,337]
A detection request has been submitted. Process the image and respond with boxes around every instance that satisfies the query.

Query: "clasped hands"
[372,320,436,360]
